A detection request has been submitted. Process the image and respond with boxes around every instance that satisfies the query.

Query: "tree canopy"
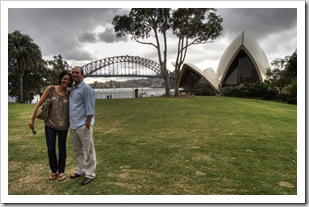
[112,8,223,96]
[266,53,297,104]
[8,30,44,102]
[8,31,71,103]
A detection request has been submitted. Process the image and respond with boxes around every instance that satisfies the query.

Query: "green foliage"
[8,30,71,102]
[171,8,223,96]
[171,9,223,43]
[284,55,297,80]
[8,65,46,103]
[285,80,297,104]
[221,82,278,100]
[194,87,216,96]
[113,9,171,39]
[192,79,216,96]
[45,55,71,86]
[112,8,172,96]
[8,30,44,102]
[8,97,297,195]
[8,54,70,103]
[8,30,43,71]
[223,53,297,105]
[8,33,69,102]
[266,54,297,104]
[112,8,223,96]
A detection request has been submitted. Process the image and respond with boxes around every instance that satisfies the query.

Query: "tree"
[283,53,297,104]
[171,8,223,96]
[113,9,172,96]
[45,54,70,86]
[8,30,44,102]
[283,53,297,81]
[266,54,297,103]
[112,8,223,97]
[9,62,46,103]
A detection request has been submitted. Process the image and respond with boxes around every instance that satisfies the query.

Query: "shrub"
[286,80,297,104]
[221,82,279,101]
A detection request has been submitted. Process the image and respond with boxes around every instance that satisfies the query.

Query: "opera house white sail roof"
[179,31,270,91]
[217,31,269,84]
[180,63,219,90]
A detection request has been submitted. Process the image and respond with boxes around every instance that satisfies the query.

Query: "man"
[69,66,96,185]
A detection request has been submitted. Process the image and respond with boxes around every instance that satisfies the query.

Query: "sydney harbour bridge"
[81,55,175,81]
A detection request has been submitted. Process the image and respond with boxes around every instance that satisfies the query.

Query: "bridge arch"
[81,55,168,78]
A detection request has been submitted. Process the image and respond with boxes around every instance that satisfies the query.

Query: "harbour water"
[94,87,171,99]
[8,87,171,103]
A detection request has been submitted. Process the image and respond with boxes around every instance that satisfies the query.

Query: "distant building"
[179,31,273,92]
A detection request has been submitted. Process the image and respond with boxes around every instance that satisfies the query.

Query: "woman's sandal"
[57,173,66,181]
[49,173,57,180]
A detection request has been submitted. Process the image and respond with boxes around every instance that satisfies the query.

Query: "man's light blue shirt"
[69,81,95,129]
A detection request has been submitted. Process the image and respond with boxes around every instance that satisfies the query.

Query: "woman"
[28,70,72,181]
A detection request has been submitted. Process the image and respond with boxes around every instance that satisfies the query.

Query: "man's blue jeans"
[45,125,68,174]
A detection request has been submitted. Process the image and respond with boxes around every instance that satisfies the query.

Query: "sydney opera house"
[179,31,270,92]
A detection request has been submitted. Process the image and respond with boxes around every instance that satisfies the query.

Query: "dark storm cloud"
[98,28,129,43]
[217,8,297,40]
[78,32,98,43]
[204,8,298,64]
[8,7,297,68]
[8,8,129,62]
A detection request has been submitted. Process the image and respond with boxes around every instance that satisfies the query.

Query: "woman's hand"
[28,119,34,129]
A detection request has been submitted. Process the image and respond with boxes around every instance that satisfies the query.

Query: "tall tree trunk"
[174,71,181,97]
[173,36,187,97]
[164,75,171,97]
[18,73,24,103]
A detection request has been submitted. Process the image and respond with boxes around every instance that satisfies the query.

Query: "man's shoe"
[81,177,93,185]
[70,173,82,179]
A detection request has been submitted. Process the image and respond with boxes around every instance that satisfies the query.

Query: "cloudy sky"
[5,1,302,83]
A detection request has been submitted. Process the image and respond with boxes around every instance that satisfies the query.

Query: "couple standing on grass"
[28,66,96,186]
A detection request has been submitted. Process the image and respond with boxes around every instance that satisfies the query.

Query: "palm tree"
[8,30,43,102]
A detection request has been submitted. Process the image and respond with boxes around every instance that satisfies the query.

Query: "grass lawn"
[7,96,297,195]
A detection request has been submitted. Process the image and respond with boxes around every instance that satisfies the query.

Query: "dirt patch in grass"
[96,121,123,134]
[195,171,206,176]
[106,126,123,133]
[9,163,55,195]
[106,181,126,188]
[106,168,166,193]
[8,161,23,171]
[192,154,211,161]
[169,179,196,194]
[245,149,254,153]
[278,181,294,188]
[9,135,24,142]
[186,145,200,149]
